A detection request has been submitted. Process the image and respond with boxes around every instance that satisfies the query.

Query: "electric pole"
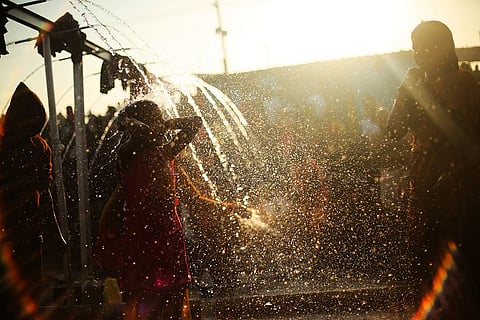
[214,0,228,74]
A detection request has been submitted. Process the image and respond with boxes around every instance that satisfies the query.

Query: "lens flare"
[412,241,458,320]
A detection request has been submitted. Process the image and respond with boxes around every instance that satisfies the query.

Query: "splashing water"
[69,0,263,213]
[59,0,412,302]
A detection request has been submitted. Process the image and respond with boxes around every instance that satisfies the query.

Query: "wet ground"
[39,281,416,319]
[191,286,415,319]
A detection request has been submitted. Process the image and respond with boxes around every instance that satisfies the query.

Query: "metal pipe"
[42,32,72,290]
[42,33,70,246]
[73,60,92,280]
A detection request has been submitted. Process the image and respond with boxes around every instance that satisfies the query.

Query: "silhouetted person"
[96,100,202,319]
[387,21,480,318]
[0,82,65,319]
[473,64,480,83]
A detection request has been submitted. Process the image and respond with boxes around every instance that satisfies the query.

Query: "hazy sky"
[1,0,480,115]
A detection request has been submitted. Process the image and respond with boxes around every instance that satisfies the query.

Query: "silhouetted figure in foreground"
[0,82,66,319]
[95,100,202,319]
[387,21,480,318]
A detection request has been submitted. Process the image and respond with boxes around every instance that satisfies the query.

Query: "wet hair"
[117,100,164,170]
[411,20,458,72]
[122,99,164,127]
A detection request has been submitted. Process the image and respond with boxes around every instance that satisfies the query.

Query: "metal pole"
[42,32,72,287]
[42,34,69,251]
[73,60,91,280]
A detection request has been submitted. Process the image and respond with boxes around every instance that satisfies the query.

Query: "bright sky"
[1,0,480,115]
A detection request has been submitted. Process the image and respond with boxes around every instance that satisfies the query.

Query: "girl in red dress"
[116,100,202,319]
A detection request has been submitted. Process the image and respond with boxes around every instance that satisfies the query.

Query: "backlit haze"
[1,0,480,115]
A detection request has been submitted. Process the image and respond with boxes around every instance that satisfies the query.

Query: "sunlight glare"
[263,0,410,65]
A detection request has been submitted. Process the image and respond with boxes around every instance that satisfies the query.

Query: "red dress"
[120,147,190,295]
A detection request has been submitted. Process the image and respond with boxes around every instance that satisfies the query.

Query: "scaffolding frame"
[2,0,114,281]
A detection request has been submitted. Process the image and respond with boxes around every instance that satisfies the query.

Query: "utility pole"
[214,0,228,74]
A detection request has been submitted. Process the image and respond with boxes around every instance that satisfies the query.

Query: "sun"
[259,0,412,66]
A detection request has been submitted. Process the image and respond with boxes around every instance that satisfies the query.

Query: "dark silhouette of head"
[122,100,164,127]
[411,20,458,74]
[2,82,47,140]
